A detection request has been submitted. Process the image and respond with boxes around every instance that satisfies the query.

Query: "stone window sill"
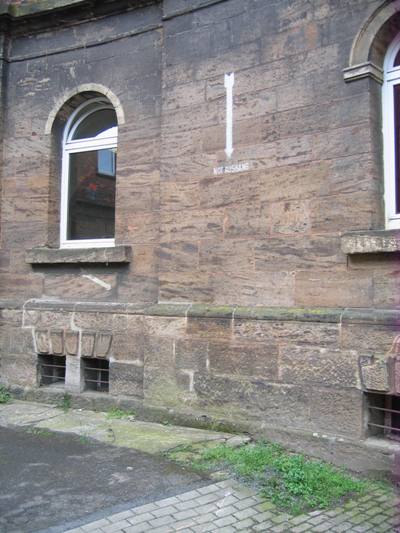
[341,230,400,255]
[25,245,131,265]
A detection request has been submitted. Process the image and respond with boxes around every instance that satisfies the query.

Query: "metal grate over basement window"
[83,357,109,392]
[38,355,66,387]
[366,392,400,440]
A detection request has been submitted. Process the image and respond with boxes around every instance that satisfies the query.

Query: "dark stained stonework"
[1,0,400,474]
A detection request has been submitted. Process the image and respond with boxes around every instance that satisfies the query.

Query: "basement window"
[366,392,400,440]
[83,357,109,392]
[38,355,66,387]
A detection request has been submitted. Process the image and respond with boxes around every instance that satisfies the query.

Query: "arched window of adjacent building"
[383,35,400,230]
[60,97,118,248]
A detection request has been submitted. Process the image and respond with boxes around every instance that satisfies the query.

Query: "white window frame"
[383,34,400,230]
[60,98,118,249]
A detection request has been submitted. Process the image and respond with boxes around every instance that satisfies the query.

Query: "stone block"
[186,317,232,340]
[50,329,64,356]
[211,270,295,307]
[233,319,339,347]
[95,333,113,358]
[158,241,199,272]
[280,346,359,388]
[73,312,114,331]
[81,332,96,357]
[43,273,117,301]
[65,331,79,356]
[208,341,278,380]
[146,316,187,338]
[340,324,397,356]
[341,230,400,255]
[109,361,144,398]
[254,235,344,272]
[65,355,83,394]
[359,356,390,392]
[295,271,373,308]
[143,336,175,369]
[0,354,37,387]
[9,328,35,355]
[309,387,363,438]
[160,271,213,303]
[34,329,50,354]
[175,339,208,371]
[112,332,145,362]
[267,199,310,235]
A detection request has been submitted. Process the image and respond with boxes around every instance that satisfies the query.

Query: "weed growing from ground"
[106,407,135,419]
[169,440,369,515]
[0,386,11,404]
[57,393,71,412]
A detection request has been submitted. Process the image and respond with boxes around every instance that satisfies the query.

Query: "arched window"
[60,97,118,248]
[383,35,400,230]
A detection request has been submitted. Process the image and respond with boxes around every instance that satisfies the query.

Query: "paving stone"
[149,514,177,527]
[253,511,274,523]
[290,514,309,525]
[127,512,155,526]
[123,523,151,533]
[177,490,201,502]
[152,505,177,517]
[215,504,237,518]
[198,484,221,495]
[331,524,354,532]
[311,522,336,532]
[308,514,326,526]
[133,502,159,514]
[155,496,180,508]
[82,518,111,531]
[233,517,255,530]
[173,508,198,521]
[233,496,258,510]
[213,515,237,528]
[108,511,134,522]
[175,498,199,511]
[194,512,218,525]
[291,523,313,533]
[101,520,132,532]
[270,524,291,533]
[233,506,258,520]
[196,493,224,505]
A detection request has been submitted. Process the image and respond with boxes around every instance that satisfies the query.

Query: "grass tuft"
[177,441,368,515]
[56,393,71,412]
[0,386,12,404]
[106,407,135,419]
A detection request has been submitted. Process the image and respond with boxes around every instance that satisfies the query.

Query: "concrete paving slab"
[0,401,234,454]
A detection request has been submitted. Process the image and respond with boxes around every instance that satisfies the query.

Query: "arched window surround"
[383,34,400,230]
[60,97,118,249]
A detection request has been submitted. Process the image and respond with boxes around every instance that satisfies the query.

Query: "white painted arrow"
[224,72,234,160]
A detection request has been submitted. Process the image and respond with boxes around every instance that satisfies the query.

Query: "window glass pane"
[394,49,400,67]
[72,109,117,140]
[395,85,400,214]
[67,149,116,240]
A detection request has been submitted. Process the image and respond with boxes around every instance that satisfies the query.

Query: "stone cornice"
[1,299,400,326]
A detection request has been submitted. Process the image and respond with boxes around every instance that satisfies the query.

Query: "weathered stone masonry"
[1,0,400,473]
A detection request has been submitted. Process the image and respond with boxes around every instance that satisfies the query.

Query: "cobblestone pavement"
[65,478,399,533]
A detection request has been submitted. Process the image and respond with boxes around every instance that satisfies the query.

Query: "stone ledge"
[343,62,383,84]
[25,246,132,265]
[341,230,400,255]
[2,299,400,326]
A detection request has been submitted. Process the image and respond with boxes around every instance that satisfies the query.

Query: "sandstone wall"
[0,0,399,471]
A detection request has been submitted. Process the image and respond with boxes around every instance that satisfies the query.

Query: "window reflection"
[67,149,116,240]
